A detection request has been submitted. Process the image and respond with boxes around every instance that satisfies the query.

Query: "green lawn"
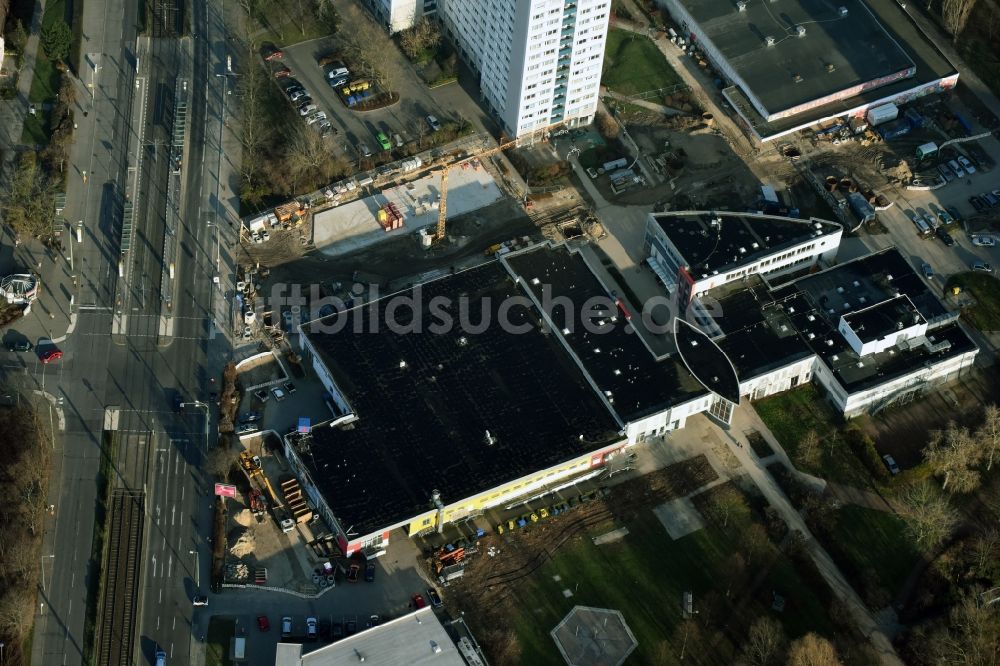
[21,108,53,146]
[948,272,1000,332]
[205,617,236,666]
[22,0,67,146]
[754,386,875,485]
[505,509,832,664]
[602,28,682,97]
[252,3,336,46]
[826,505,920,596]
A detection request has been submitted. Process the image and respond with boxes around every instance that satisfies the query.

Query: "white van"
[155,649,166,666]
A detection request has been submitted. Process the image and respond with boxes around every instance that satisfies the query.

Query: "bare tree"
[942,0,978,39]
[900,481,958,550]
[205,447,234,481]
[744,617,785,666]
[970,528,999,578]
[340,5,396,93]
[705,485,749,529]
[234,55,270,189]
[0,587,33,639]
[976,404,1000,471]
[924,589,1000,665]
[741,523,771,566]
[786,633,843,666]
[924,422,981,493]
[795,429,821,470]
[399,18,441,61]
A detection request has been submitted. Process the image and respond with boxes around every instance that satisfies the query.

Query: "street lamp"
[180,401,211,450]
[40,554,55,592]
[189,549,200,588]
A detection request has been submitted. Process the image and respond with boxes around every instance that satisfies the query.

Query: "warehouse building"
[291,245,712,557]
[658,0,957,140]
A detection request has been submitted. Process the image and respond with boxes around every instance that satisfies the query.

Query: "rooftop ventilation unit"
[839,6,849,16]
[737,1,747,10]
[831,354,839,361]
[814,222,822,229]
[788,306,796,313]
[808,332,816,339]
[825,339,835,347]
[793,73,803,83]
[837,286,845,293]
[826,63,836,73]
[796,25,806,37]
[853,280,861,287]
[739,246,747,254]
[765,35,776,46]
[751,242,760,249]
[856,361,864,368]
[807,314,816,321]
[859,296,867,303]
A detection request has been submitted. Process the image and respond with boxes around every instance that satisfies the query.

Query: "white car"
[281,616,293,637]
[971,236,996,247]
[426,114,441,131]
[299,104,317,116]
[306,111,327,125]
[306,617,318,638]
[271,387,287,401]
[393,133,404,148]
[957,155,976,174]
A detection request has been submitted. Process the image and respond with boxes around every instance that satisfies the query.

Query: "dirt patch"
[858,369,1000,468]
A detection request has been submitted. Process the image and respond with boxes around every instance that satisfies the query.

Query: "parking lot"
[270,31,486,169]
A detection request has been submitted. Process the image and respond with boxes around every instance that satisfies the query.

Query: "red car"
[411,593,427,609]
[262,45,284,61]
[273,65,292,78]
[346,563,361,583]
[40,349,63,364]
[257,615,270,632]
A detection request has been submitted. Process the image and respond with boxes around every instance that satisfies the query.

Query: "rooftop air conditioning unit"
[796,25,806,37]
[839,6,849,16]
[737,0,747,10]
[765,35,776,46]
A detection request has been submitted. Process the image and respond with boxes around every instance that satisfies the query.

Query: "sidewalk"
[0,0,46,175]
[0,228,77,345]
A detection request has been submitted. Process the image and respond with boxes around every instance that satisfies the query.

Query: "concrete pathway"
[0,0,45,171]
[722,409,905,665]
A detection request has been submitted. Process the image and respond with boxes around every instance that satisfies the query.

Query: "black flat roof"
[504,246,708,421]
[721,0,956,138]
[302,261,623,537]
[652,212,840,277]
[704,247,975,391]
[841,295,925,343]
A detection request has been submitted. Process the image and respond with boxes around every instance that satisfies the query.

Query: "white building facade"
[436,0,611,137]
[359,0,437,33]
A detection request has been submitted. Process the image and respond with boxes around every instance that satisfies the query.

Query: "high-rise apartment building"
[362,0,611,138]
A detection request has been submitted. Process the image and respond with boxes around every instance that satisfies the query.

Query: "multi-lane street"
[30,0,240,661]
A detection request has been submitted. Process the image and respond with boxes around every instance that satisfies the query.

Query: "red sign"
[214,483,237,498]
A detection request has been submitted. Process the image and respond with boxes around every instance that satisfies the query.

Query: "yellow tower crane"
[433,122,570,242]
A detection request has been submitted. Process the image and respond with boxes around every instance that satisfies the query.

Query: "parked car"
[957,155,976,174]
[284,382,297,394]
[972,261,994,273]
[936,210,953,225]
[365,562,376,582]
[937,164,955,182]
[367,614,381,627]
[289,89,308,102]
[155,649,166,666]
[254,389,269,402]
[921,262,934,279]
[970,196,986,212]
[305,112,326,126]
[306,616,318,640]
[40,349,63,364]
[377,132,392,150]
[359,143,372,157]
[426,587,443,607]
[271,387,287,401]
[393,133,404,148]
[262,43,283,61]
[192,595,209,607]
[411,593,427,609]
[426,115,441,132]
[971,236,996,247]
[948,159,965,178]
[273,65,292,78]
[347,563,361,582]
[882,454,900,475]
[946,206,962,223]
[257,615,270,632]
[241,411,262,422]
[332,621,344,640]
[237,423,260,435]
[298,104,318,117]
[6,340,31,352]
[935,228,955,246]
[281,616,293,637]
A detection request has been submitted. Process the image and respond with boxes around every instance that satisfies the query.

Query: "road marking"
[159,589,162,603]
[151,554,157,577]
[167,554,172,578]
[71,572,75,589]
[171,505,175,526]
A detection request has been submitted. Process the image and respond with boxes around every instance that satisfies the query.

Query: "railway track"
[150,0,183,37]
[95,489,145,666]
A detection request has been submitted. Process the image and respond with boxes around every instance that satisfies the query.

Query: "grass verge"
[602,28,681,98]
[206,617,236,666]
[81,430,118,663]
[252,3,336,46]
[947,272,1000,332]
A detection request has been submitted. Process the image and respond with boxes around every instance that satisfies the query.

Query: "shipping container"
[866,103,899,126]
[915,142,938,160]
[847,192,875,224]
